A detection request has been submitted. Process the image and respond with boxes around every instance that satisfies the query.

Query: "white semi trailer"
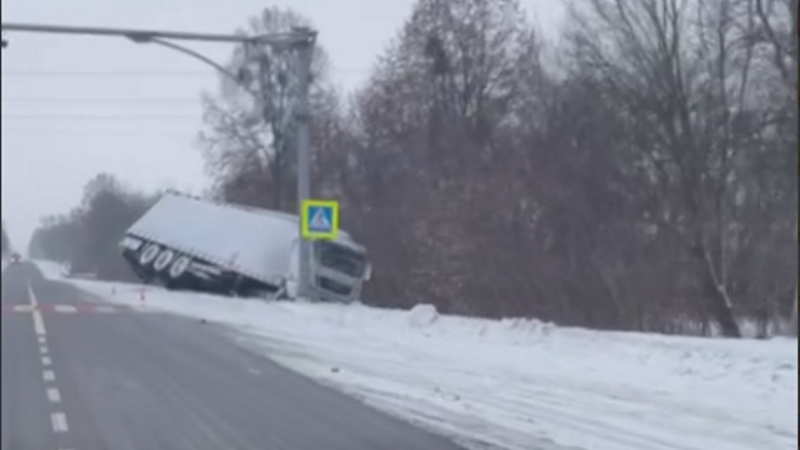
[119,192,371,302]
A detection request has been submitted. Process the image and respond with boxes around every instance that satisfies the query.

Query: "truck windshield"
[315,241,367,278]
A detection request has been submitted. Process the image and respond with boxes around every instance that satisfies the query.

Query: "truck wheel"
[169,256,191,279]
[153,250,175,272]
[139,244,161,266]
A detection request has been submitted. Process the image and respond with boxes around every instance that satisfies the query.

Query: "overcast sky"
[1,0,564,250]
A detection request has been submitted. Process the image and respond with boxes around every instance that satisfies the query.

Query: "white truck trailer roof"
[125,194,363,286]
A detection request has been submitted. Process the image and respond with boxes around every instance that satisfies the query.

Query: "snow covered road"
[37,261,798,450]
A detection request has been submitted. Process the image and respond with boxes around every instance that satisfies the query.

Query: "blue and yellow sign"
[301,199,339,240]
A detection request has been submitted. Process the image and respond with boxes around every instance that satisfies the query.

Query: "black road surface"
[2,262,467,450]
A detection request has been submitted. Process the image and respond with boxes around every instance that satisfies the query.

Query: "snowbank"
[38,262,797,450]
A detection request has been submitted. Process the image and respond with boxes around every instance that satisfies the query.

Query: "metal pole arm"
[145,37,252,93]
[1,22,315,46]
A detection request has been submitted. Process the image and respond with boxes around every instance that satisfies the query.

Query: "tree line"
[29,174,159,280]
[31,0,797,337]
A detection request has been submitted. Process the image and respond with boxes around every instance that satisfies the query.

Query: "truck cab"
[286,238,371,302]
[313,239,371,302]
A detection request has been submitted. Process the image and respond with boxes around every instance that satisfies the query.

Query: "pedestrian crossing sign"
[301,199,339,240]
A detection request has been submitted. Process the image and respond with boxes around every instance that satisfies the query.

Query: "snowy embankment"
[36,260,797,450]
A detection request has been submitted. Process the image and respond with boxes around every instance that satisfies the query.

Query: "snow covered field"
[36,261,798,450]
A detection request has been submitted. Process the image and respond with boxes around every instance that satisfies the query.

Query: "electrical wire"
[2,97,200,104]
[2,70,216,77]
[1,67,368,76]
[2,114,199,120]
[2,127,197,136]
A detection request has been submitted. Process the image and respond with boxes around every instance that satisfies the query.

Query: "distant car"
[10,252,21,264]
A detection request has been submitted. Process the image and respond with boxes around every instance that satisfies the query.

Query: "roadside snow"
[38,261,797,450]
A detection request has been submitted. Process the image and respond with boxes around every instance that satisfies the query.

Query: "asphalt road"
[2,262,467,450]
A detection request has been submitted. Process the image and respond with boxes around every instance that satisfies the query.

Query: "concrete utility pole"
[792,220,798,336]
[2,22,318,299]
[791,286,797,336]
[293,39,314,301]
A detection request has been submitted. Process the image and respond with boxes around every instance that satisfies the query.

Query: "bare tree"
[332,0,546,314]
[753,0,798,336]
[755,0,798,95]
[559,0,800,336]
[198,6,333,212]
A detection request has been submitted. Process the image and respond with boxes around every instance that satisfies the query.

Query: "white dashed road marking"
[32,311,46,334]
[28,285,47,337]
[47,388,61,403]
[51,412,69,432]
[26,283,73,445]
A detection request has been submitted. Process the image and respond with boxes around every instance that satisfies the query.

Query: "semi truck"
[119,192,371,303]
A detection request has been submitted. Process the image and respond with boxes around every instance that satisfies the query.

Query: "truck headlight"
[364,264,373,282]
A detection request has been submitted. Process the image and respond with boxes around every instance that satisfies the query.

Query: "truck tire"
[139,244,161,266]
[153,249,175,272]
[169,256,191,279]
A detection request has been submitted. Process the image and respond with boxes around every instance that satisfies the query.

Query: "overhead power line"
[2,128,197,136]
[2,96,200,104]
[2,70,212,77]
[2,114,199,120]
[1,67,369,77]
